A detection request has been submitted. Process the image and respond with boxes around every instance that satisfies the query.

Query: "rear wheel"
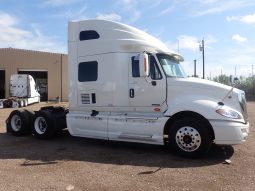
[33,110,56,139]
[7,110,30,136]
[168,117,213,158]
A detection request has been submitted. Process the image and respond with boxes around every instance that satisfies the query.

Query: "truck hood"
[167,77,234,102]
[166,77,248,123]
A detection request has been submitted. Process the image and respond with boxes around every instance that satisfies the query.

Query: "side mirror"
[139,53,149,77]
[230,75,240,85]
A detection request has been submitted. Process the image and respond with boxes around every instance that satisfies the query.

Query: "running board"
[118,134,158,142]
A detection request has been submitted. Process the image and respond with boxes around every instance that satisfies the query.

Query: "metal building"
[0,48,68,101]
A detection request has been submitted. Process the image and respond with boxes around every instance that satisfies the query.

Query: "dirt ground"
[0,102,254,191]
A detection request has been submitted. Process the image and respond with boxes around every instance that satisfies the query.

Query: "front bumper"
[210,120,249,145]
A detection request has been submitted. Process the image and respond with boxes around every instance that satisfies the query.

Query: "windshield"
[157,53,186,78]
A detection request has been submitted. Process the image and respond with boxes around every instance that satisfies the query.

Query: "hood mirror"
[230,75,240,85]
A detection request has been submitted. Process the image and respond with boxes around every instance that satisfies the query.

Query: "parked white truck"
[0,74,40,108]
[6,20,249,157]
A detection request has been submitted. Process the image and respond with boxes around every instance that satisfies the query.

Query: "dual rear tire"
[7,109,61,139]
[7,110,32,136]
[33,110,56,139]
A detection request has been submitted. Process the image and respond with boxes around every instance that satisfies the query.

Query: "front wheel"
[168,117,213,158]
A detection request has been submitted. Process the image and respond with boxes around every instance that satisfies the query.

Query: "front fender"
[165,96,244,123]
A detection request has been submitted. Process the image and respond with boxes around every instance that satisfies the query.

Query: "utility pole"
[199,39,205,79]
[194,59,197,77]
[252,64,254,95]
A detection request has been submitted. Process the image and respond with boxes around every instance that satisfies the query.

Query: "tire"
[7,110,31,136]
[168,117,213,158]
[24,109,35,127]
[32,110,56,139]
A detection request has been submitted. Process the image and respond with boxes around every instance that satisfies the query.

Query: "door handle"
[129,89,134,98]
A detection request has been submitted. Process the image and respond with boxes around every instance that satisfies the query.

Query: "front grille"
[239,93,248,123]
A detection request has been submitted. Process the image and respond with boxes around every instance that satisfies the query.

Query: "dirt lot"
[0,102,254,191]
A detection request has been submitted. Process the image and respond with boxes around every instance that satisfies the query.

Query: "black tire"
[24,109,35,128]
[7,110,31,136]
[168,117,213,158]
[32,110,56,139]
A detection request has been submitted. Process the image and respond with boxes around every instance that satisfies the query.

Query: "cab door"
[128,54,167,112]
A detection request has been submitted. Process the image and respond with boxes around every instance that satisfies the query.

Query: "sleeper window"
[78,61,98,82]
[79,30,100,41]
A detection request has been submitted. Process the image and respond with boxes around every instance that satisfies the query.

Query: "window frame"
[131,54,163,80]
[149,55,163,80]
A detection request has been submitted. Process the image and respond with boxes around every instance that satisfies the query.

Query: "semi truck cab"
[66,20,249,157]
[0,74,40,108]
[6,19,249,157]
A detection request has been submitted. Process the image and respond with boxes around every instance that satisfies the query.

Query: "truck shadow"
[0,131,234,168]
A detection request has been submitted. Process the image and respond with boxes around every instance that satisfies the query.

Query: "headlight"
[216,109,242,119]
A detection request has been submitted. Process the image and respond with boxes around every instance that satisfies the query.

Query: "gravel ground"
[0,102,254,191]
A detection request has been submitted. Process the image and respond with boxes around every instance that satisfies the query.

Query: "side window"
[150,56,162,80]
[78,61,98,82]
[80,30,100,41]
[131,56,140,77]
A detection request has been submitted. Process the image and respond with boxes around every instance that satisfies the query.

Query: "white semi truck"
[0,74,40,108]
[6,20,249,157]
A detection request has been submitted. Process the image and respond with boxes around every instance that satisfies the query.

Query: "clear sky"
[0,0,255,78]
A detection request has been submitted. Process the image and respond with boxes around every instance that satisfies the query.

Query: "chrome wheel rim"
[11,115,22,132]
[175,126,201,152]
[34,117,47,134]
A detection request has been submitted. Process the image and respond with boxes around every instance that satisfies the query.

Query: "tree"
[212,74,230,86]
[237,76,254,94]
[212,74,255,95]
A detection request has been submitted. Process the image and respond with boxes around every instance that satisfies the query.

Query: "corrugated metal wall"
[0,48,68,101]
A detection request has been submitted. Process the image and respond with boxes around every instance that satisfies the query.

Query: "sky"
[0,0,255,78]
